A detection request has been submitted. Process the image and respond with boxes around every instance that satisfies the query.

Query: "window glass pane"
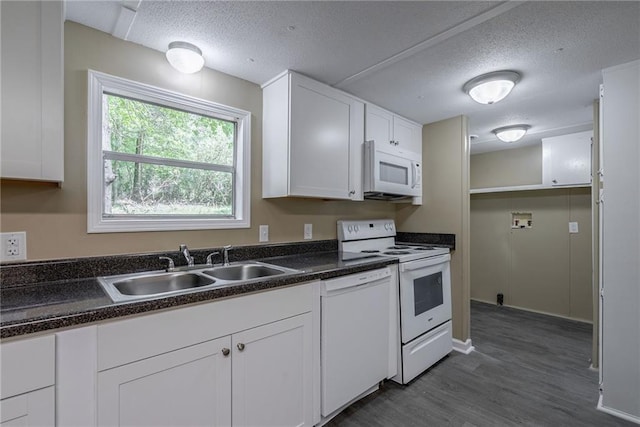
[413,272,444,316]
[104,160,233,216]
[104,93,235,166]
[380,162,408,185]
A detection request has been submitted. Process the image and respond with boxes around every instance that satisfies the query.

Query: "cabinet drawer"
[97,282,315,370]
[0,386,55,426]
[0,335,55,399]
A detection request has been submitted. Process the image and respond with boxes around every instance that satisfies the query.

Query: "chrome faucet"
[206,251,219,266]
[159,256,175,271]
[179,244,195,267]
[222,245,232,266]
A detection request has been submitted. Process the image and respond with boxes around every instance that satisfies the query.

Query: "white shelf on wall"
[470,184,591,194]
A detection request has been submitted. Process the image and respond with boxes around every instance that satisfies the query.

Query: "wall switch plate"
[1,231,27,262]
[259,225,269,242]
[569,222,579,233]
[304,224,313,240]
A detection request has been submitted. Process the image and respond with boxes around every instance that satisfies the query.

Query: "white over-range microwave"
[363,140,422,199]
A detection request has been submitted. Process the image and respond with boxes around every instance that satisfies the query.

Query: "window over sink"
[87,70,251,232]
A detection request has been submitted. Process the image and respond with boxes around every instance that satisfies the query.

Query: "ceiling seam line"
[332,0,526,89]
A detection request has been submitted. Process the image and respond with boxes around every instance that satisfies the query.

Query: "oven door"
[399,254,452,344]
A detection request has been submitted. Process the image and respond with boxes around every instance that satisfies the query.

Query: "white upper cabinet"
[542,130,592,187]
[0,1,64,182]
[262,71,364,201]
[366,104,423,155]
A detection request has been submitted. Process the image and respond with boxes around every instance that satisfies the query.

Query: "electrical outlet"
[304,224,312,240]
[1,231,27,262]
[259,225,269,242]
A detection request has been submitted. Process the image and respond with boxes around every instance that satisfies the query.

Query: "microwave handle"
[411,163,417,188]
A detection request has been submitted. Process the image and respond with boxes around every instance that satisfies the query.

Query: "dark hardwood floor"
[327,300,633,426]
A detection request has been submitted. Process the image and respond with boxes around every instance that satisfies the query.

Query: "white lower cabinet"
[98,337,232,427]
[232,313,313,427]
[0,387,55,427]
[87,283,317,427]
[96,313,313,427]
[0,335,55,427]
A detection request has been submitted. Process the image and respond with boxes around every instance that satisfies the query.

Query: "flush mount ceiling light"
[166,41,204,74]
[493,124,531,143]
[463,70,521,104]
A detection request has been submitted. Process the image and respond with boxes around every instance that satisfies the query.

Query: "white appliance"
[320,267,393,417]
[338,219,452,384]
[363,140,421,199]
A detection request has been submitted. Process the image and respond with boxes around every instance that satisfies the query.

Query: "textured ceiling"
[65,1,640,154]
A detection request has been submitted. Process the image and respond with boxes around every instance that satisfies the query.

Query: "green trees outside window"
[103,94,236,217]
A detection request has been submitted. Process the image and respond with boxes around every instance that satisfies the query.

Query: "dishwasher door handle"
[321,267,391,294]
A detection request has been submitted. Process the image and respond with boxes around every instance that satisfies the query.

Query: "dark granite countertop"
[1,248,397,339]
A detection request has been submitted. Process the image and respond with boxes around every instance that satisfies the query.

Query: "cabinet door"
[97,337,231,427]
[0,387,54,427]
[0,0,63,182]
[366,104,394,149]
[290,75,358,199]
[393,116,423,154]
[232,313,313,427]
[542,131,592,186]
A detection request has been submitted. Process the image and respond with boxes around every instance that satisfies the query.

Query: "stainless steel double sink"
[98,262,299,302]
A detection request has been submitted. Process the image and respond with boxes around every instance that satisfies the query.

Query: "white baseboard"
[471,298,593,324]
[597,394,640,424]
[452,338,474,355]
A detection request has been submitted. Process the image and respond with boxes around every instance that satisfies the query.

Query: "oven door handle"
[400,254,450,272]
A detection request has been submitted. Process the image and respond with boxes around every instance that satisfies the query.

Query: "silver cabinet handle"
[222,348,230,356]
[237,343,245,351]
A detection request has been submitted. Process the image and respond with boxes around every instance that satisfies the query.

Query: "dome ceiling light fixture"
[463,70,521,104]
[166,41,205,74]
[493,124,531,143]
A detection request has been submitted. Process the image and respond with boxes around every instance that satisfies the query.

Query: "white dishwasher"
[320,267,393,417]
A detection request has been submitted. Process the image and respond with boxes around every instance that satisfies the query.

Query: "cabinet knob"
[389,140,394,145]
[237,343,245,351]
[349,190,355,196]
[222,348,230,356]
[552,179,558,184]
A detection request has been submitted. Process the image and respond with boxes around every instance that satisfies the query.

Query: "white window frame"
[87,70,251,233]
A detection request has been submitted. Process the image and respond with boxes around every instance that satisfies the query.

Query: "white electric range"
[338,219,453,384]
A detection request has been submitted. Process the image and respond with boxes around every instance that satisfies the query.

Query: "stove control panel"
[337,219,396,242]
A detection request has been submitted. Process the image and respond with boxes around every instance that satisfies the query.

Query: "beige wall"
[470,144,542,189]
[396,116,470,342]
[470,187,593,322]
[0,22,395,261]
